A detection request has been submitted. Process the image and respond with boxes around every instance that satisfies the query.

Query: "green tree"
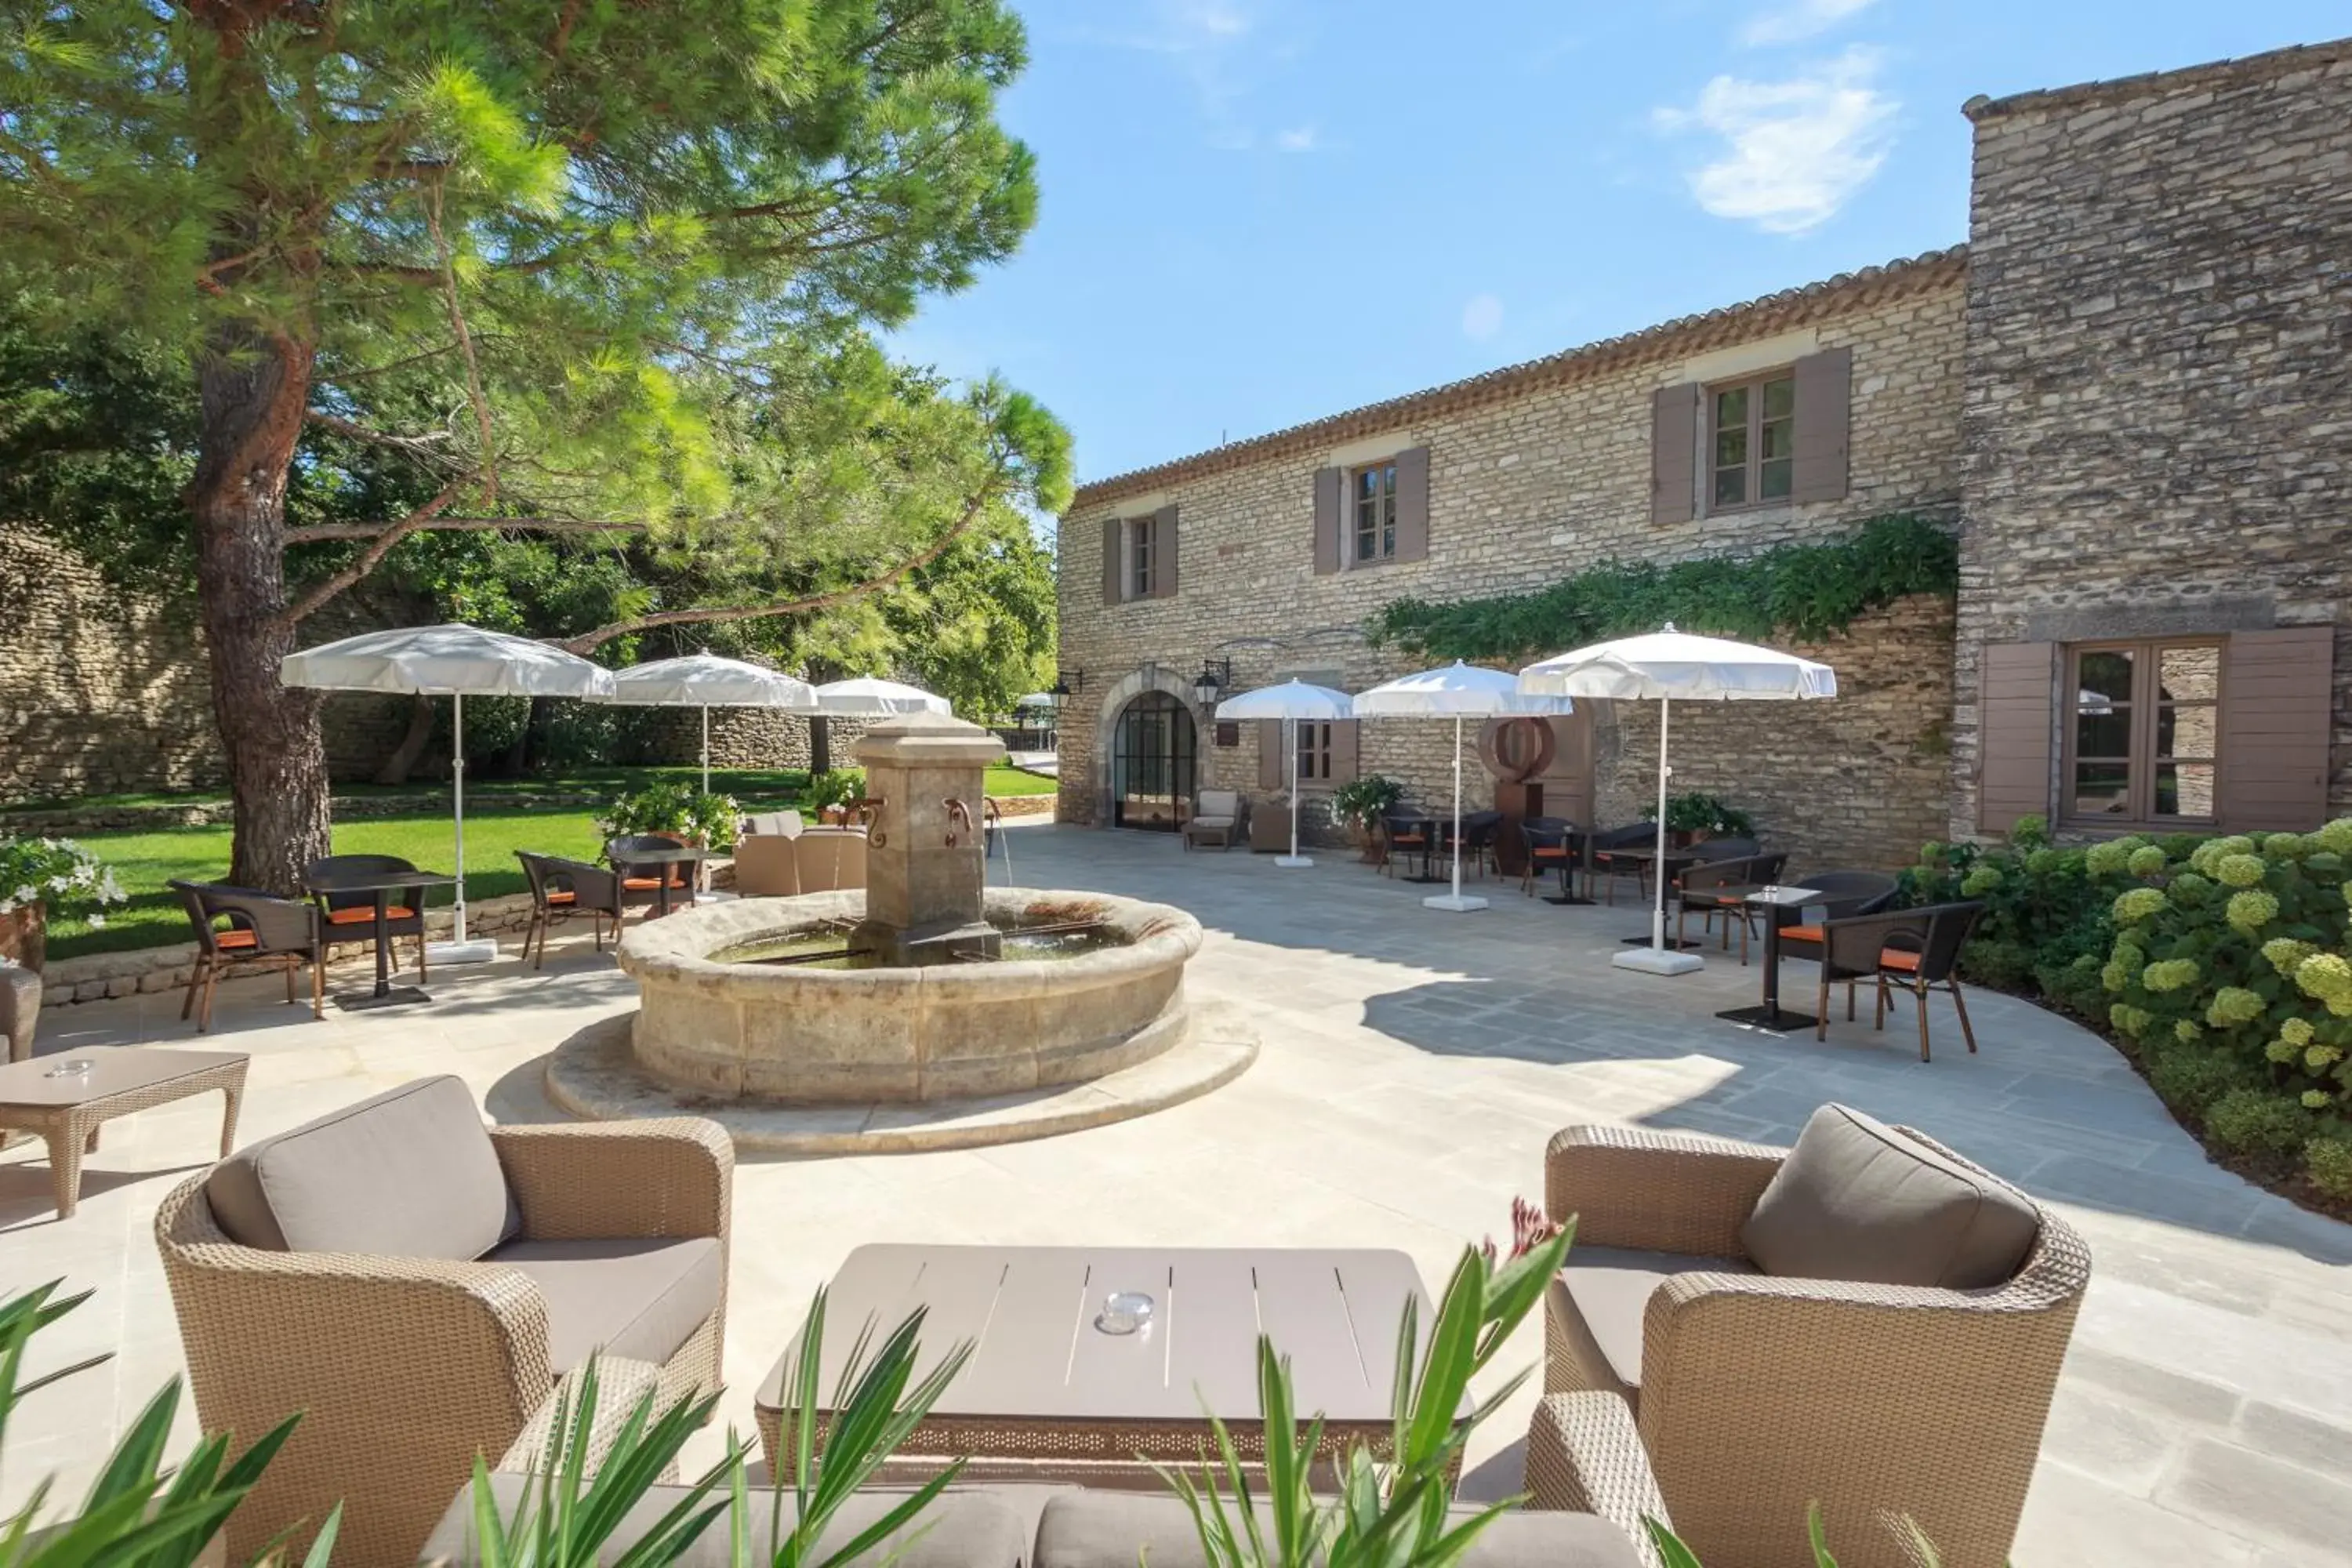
[1,0,1065,890]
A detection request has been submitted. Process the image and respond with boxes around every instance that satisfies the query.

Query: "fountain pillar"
[849,711,1006,966]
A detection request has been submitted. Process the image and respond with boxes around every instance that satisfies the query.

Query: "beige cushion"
[732,834,801,898]
[796,828,868,892]
[485,1236,724,1372]
[1036,1490,1643,1568]
[1546,1247,1756,1409]
[1740,1104,2040,1289]
[205,1076,518,1258]
[426,1476,1056,1568]
[1196,789,1240,818]
[742,810,803,838]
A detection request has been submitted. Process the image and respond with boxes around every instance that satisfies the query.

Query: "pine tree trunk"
[189,326,328,895]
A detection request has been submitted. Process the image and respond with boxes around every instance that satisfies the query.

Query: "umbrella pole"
[452,691,469,943]
[1422,714,1487,912]
[1276,715,1311,868]
[1652,695,1670,951]
[701,706,710,796]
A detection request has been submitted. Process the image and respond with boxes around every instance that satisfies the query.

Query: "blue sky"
[891,1,2347,502]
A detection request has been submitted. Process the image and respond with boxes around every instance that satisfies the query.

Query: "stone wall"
[632,706,869,774]
[1950,42,2352,836]
[1055,260,1966,869]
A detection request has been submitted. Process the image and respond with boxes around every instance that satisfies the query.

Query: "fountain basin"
[616,888,1201,1104]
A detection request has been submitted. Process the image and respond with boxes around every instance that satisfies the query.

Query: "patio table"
[0,1046,245,1219]
[1386,814,1443,883]
[753,1243,1449,1486]
[1714,884,1822,1034]
[611,843,707,916]
[301,866,456,1010]
[1538,826,1599,906]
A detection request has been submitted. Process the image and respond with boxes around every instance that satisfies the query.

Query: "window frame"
[1295,720,1336,790]
[2058,637,2225,831]
[1127,514,1157,601]
[1348,458,1399,568]
[1704,369,1797,515]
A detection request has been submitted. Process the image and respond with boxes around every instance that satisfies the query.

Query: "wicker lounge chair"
[169,880,325,1033]
[514,852,626,969]
[1817,901,1987,1058]
[304,853,429,982]
[154,1076,731,1566]
[1540,1105,2089,1568]
[1181,789,1250,850]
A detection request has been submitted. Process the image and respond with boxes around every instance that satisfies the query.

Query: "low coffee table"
[754,1243,1443,1485]
[0,1047,247,1219]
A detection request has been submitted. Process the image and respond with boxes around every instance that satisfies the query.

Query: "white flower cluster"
[0,836,129,919]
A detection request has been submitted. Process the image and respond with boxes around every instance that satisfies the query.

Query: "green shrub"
[2203,1087,2315,1156]
[2146,1047,2252,1114]
[593,781,740,851]
[2305,1136,2352,1200]
[801,767,869,818]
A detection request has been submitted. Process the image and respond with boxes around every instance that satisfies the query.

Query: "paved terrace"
[5,822,2349,1565]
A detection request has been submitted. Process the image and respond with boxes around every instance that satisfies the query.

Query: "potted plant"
[1642,791,1755,848]
[594,783,740,854]
[1328,774,1405,862]
[0,837,128,971]
[803,768,869,826]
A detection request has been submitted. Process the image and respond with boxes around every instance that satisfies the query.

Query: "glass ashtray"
[1093,1290,1155,1336]
[43,1059,93,1078]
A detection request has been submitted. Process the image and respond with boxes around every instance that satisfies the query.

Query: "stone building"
[1053,38,2351,868]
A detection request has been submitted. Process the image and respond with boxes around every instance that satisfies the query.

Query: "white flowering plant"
[0,836,129,928]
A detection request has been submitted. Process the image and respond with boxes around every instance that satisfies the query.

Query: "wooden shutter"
[1790,347,1853,504]
[1650,384,1699,524]
[1258,720,1286,789]
[1329,720,1360,786]
[1153,503,1179,599]
[1393,446,1430,563]
[1312,468,1342,575]
[1977,641,2056,833]
[1101,517,1122,606]
[2220,626,2337,831]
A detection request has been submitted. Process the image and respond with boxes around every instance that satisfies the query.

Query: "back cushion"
[205,1076,520,1258]
[1740,1104,2039,1289]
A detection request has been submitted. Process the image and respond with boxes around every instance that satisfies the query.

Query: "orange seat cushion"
[546,890,576,905]
[213,929,259,950]
[327,906,414,924]
[622,876,689,891]
[1780,924,1824,943]
[1530,846,1568,860]
[1879,948,1922,973]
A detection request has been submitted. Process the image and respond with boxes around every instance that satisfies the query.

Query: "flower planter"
[0,903,47,973]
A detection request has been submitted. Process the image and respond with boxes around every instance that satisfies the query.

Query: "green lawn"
[38,764,1055,962]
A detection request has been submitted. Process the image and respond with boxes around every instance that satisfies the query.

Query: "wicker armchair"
[169,880,325,1033]
[1181,789,1250,850]
[305,853,430,983]
[155,1079,732,1566]
[1772,871,1900,966]
[514,852,625,969]
[1819,901,1986,1059]
[1672,851,1789,961]
[1584,824,1656,904]
[1520,816,1576,897]
[607,834,700,916]
[1541,1117,2089,1568]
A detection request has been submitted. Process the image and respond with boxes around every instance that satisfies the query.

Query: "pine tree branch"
[303,410,469,469]
[282,516,641,543]
[280,474,469,626]
[424,178,498,503]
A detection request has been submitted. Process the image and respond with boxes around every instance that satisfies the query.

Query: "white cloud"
[1275,125,1319,152]
[1653,46,1896,234]
[1461,293,1504,342]
[1741,0,1879,47]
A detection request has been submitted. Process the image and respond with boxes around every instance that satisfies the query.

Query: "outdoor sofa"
[734,824,868,895]
[421,1376,1668,1568]
[2,959,36,1063]
[1539,1105,2089,1568]
[155,1076,731,1566]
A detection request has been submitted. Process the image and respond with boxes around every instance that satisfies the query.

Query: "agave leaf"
[1643,1516,1708,1568]
[1806,1501,1840,1568]
[81,1380,177,1513]
[808,1457,964,1568]
[298,1502,344,1568]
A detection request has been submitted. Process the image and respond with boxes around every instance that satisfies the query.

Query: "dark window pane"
[1381,521,1395,556]
[1380,464,1396,499]
[2077,649,2134,704]
[1714,467,1746,506]
[1356,470,1377,502]
[1760,456,1792,500]
[1760,418,1795,461]
[2075,708,2131,758]
[2072,763,2132,816]
[1715,387,1748,430]
[1761,376,1795,419]
[2154,761,2216,819]
[1715,421,1747,468]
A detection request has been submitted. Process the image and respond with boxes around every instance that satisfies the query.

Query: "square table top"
[0,1045,248,1108]
[755,1243,1436,1426]
[303,868,456,895]
[1729,884,1823,908]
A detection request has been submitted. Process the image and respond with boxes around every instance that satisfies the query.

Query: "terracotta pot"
[0,904,47,973]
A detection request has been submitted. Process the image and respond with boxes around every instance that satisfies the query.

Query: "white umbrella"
[812,677,951,717]
[1352,662,1572,913]
[1519,625,1835,976]
[280,623,616,960]
[601,654,819,793]
[1214,680,1354,868]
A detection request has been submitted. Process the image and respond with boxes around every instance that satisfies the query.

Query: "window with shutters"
[1127,516,1158,599]
[2063,641,2223,828]
[1351,460,1398,565]
[1296,721,1337,788]
[1708,372,1796,511]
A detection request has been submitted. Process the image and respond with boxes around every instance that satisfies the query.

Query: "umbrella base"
[1618,934,1704,952]
[428,938,500,966]
[1613,946,1704,977]
[1422,893,1488,913]
[1715,1005,1819,1034]
[1274,855,1315,868]
[334,986,433,1012]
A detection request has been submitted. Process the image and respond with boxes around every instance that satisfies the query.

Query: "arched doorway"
[1110,691,1196,830]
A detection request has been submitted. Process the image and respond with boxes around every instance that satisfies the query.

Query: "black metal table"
[1538,826,1598,906]
[1715,884,1823,1033]
[1610,844,1708,949]
[1385,816,1443,884]
[300,867,456,1011]
[612,843,707,916]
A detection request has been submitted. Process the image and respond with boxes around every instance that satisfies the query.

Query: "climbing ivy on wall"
[1370,513,1960,662]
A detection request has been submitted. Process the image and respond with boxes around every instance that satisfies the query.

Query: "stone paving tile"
[3,822,2347,1567]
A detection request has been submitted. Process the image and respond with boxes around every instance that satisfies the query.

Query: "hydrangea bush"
[0,836,129,926]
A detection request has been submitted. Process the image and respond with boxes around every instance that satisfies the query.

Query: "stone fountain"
[545,712,1250,1151]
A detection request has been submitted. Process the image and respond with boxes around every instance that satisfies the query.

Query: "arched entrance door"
[1110,691,1196,830]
